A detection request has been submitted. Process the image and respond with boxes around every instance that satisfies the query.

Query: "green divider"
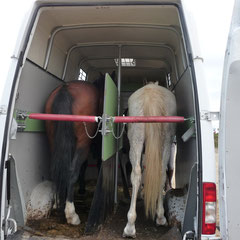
[102,74,118,161]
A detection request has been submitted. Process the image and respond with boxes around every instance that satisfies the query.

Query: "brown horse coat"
[45,81,100,150]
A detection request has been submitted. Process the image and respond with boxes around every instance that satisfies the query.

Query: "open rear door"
[219,1,240,239]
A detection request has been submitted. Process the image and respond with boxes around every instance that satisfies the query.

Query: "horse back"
[46,81,99,114]
[66,81,99,115]
[128,83,176,117]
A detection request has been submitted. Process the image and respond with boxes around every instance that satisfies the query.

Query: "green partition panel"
[102,73,118,161]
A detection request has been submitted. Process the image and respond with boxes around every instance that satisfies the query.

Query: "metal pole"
[114,45,122,204]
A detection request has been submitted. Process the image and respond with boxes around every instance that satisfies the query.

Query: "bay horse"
[45,72,115,225]
[123,82,177,238]
[45,77,104,225]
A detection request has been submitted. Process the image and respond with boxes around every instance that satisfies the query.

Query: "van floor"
[9,185,180,240]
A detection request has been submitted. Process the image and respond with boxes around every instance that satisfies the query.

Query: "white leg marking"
[169,142,176,171]
[123,123,144,238]
[156,136,172,226]
[170,142,177,188]
[156,167,168,226]
[53,194,57,209]
[65,201,80,225]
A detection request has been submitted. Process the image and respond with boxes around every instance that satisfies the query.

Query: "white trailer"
[0,1,218,239]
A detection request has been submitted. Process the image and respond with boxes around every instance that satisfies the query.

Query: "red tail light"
[202,182,216,235]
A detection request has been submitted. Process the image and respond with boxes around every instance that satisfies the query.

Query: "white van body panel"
[219,0,240,239]
[0,116,7,240]
[182,2,216,184]
[193,60,216,183]
[0,4,36,237]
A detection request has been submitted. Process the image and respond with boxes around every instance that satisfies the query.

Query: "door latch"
[0,105,7,115]
[3,206,17,237]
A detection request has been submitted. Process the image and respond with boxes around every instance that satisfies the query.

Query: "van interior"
[7,2,199,239]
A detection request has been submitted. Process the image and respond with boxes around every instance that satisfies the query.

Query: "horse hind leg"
[65,147,89,225]
[156,169,167,226]
[123,123,144,238]
[156,137,173,226]
[78,160,88,195]
[165,141,176,191]
[65,201,80,225]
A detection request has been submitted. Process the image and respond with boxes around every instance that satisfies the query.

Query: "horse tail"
[143,96,165,219]
[51,85,76,206]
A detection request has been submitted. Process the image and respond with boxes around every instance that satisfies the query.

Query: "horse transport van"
[0,1,218,239]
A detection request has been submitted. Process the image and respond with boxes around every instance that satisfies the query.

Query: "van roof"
[28,1,184,83]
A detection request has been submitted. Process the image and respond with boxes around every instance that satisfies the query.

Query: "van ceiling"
[27,4,186,84]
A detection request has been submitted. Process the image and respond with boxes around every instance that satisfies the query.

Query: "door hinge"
[200,111,219,121]
[0,105,7,115]
[3,206,17,237]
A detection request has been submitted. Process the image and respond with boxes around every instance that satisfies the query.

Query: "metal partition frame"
[43,23,186,70]
[77,56,172,73]
[61,42,180,81]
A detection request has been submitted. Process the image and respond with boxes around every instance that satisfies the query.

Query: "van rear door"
[219,0,240,239]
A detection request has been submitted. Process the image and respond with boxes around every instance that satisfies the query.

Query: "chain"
[83,117,126,139]
[83,120,102,139]
[109,120,126,139]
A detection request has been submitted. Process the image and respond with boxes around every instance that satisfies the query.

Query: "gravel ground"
[9,150,221,240]
[13,185,176,240]
[14,200,176,240]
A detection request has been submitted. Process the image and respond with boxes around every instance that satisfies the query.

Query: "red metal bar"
[113,116,185,123]
[29,113,98,122]
[29,113,185,123]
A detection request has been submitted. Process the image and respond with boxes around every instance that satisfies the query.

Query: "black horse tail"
[51,85,76,206]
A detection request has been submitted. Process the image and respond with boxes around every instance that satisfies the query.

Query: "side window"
[114,58,136,67]
[78,68,87,81]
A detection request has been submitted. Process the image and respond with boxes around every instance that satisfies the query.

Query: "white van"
[0,1,218,239]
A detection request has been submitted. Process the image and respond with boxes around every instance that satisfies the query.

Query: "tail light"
[202,182,216,235]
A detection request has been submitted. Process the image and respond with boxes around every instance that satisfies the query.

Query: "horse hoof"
[122,232,136,238]
[67,214,81,225]
[156,216,168,226]
[123,226,136,238]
